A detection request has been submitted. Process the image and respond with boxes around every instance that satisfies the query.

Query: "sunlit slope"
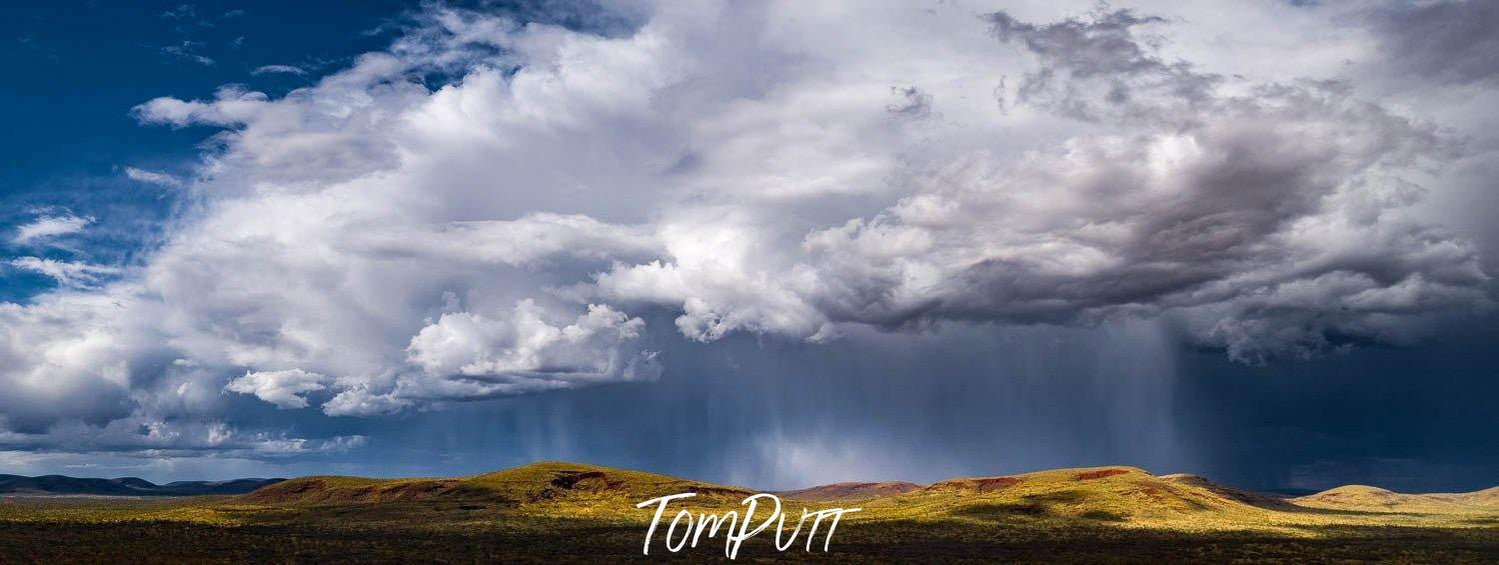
[19,461,1469,534]
[838,467,1296,528]
[1295,484,1499,515]
[3,462,1495,562]
[807,466,1498,533]
[236,462,1498,532]
[775,481,922,501]
[242,461,755,516]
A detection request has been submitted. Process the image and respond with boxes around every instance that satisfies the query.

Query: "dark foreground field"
[1,516,1497,563]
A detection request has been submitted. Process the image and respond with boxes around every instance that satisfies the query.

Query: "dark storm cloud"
[801,9,1490,362]
[0,380,131,434]
[246,316,1499,494]
[1364,0,1499,86]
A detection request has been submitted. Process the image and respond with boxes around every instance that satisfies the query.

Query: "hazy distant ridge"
[0,474,283,496]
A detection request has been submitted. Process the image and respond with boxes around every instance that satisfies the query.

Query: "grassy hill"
[233,463,1327,527]
[1,461,1495,562]
[775,481,922,501]
[858,467,1295,528]
[1294,484,1499,516]
[239,461,756,521]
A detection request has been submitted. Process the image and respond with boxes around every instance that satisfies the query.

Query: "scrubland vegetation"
[0,462,1494,562]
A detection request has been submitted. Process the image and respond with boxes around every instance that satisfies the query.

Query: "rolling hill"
[775,480,922,501]
[1295,484,1499,514]
[241,461,754,508]
[220,462,1499,533]
[1,461,1495,561]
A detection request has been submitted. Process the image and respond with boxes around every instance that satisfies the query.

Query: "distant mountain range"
[0,474,283,496]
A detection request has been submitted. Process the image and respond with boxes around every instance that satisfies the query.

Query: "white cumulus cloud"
[225,369,328,409]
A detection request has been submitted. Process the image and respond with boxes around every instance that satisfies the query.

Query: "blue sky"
[1,1,1496,493]
[0,1,407,301]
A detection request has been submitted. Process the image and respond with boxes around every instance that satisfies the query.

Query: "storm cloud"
[0,1,1491,465]
[1362,0,1499,87]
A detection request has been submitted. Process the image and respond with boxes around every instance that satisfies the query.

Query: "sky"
[0,0,1496,494]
